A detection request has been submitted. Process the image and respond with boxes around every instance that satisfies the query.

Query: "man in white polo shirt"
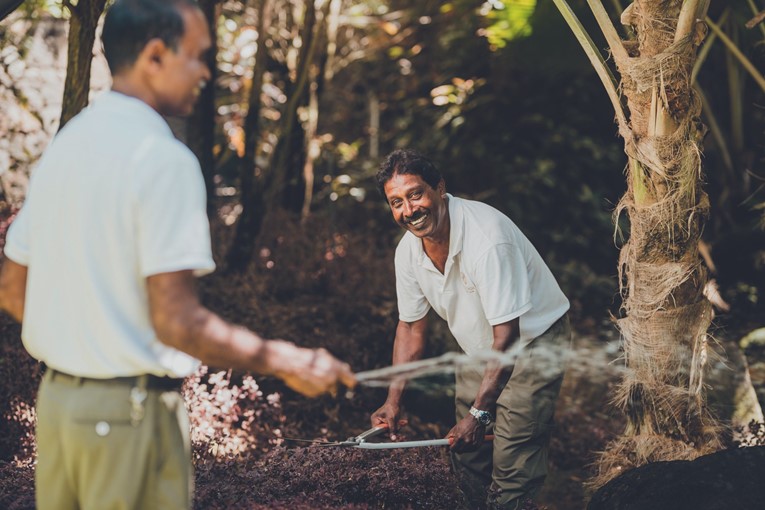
[370,149,570,510]
[0,1,354,509]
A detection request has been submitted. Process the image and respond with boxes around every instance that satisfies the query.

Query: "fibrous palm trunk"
[555,0,722,487]
[604,0,723,485]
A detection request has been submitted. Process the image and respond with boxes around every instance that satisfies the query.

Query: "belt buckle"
[129,378,148,427]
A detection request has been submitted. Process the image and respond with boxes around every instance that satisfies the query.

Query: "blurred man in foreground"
[371,149,570,510]
[0,1,354,508]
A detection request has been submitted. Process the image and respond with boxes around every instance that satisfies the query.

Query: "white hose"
[355,439,451,449]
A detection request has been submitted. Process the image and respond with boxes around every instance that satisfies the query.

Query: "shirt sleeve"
[134,144,216,278]
[473,243,532,325]
[4,199,31,266]
[394,242,430,322]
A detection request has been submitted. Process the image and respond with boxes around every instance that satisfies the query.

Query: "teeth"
[409,215,427,227]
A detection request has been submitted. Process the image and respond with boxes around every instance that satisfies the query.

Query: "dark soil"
[588,445,765,510]
[194,447,465,509]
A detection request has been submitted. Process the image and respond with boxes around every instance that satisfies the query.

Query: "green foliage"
[16,0,66,19]
[480,0,537,49]
[4,0,762,319]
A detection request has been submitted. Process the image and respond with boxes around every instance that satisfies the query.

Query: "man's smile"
[407,213,428,229]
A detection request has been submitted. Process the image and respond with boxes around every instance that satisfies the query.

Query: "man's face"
[383,172,449,240]
[153,7,212,117]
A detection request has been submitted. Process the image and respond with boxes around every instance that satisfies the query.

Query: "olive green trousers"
[35,370,192,510]
[452,315,571,510]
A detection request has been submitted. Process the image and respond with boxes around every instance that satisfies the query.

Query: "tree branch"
[746,9,765,30]
[745,0,765,37]
[62,0,79,19]
[552,0,629,133]
[586,0,630,67]
[675,0,703,43]
[691,8,729,83]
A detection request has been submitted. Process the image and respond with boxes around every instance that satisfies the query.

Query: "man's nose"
[201,63,212,82]
[402,201,414,218]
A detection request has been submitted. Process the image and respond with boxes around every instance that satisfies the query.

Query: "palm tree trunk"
[599,0,722,485]
[554,0,721,487]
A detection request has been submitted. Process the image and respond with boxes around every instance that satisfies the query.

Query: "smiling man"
[0,1,354,509]
[371,149,570,510]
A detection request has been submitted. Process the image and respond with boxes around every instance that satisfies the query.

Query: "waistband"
[47,368,185,392]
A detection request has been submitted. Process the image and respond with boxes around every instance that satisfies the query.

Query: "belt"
[47,368,184,392]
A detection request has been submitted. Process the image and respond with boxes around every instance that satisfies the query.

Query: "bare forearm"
[0,260,27,323]
[0,293,24,323]
[169,307,272,372]
[149,273,278,374]
[472,319,519,412]
[472,363,513,412]
[385,319,427,405]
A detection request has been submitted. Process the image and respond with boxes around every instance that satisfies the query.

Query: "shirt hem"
[3,244,29,266]
[398,308,430,323]
[487,302,532,326]
[142,259,216,278]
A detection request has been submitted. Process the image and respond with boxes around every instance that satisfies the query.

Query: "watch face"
[471,407,492,425]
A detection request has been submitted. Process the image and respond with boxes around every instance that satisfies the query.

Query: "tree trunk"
[0,0,24,22]
[590,0,722,486]
[187,0,220,213]
[226,0,326,272]
[264,0,321,214]
[224,0,272,272]
[59,0,108,130]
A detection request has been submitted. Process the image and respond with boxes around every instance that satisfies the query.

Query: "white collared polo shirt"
[394,194,569,355]
[5,91,215,378]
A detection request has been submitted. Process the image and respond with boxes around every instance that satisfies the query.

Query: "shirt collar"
[93,90,174,138]
[414,193,464,268]
[446,193,464,260]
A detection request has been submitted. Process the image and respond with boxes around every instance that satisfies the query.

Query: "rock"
[705,337,764,434]
[588,445,765,510]
[740,328,765,414]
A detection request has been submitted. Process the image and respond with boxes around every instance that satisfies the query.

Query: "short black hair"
[376,149,442,199]
[101,0,198,75]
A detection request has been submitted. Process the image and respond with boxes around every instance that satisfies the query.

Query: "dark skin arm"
[0,259,27,323]
[0,263,354,397]
[147,270,356,397]
[370,316,428,439]
[447,318,519,453]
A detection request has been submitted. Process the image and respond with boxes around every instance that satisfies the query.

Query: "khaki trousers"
[35,370,192,510]
[452,315,571,510]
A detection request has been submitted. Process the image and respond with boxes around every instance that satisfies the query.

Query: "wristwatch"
[469,406,494,426]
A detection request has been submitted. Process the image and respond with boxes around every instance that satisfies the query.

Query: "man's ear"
[437,179,446,197]
[137,38,169,73]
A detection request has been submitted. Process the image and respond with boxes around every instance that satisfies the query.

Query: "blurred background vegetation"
[1,0,764,351]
